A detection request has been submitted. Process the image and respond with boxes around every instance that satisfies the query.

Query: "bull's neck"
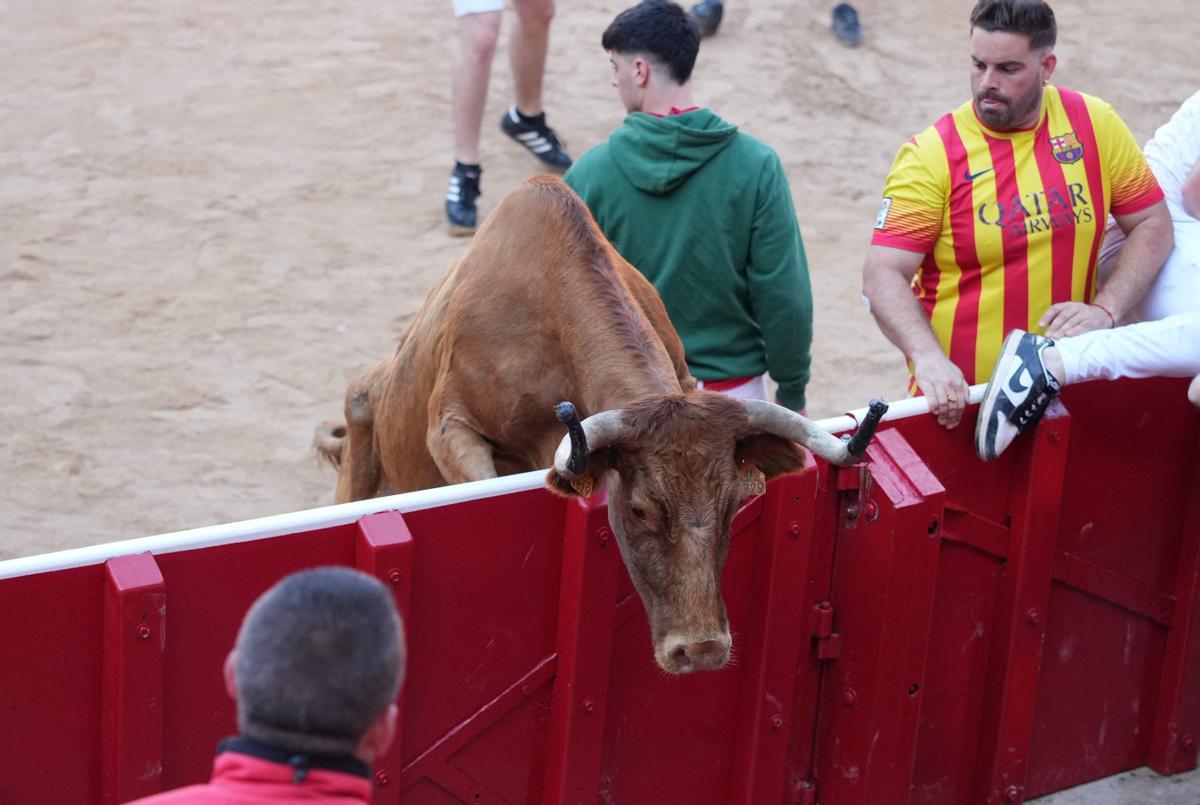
[558,267,682,414]
[585,372,681,415]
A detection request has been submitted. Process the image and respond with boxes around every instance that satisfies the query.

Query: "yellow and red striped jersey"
[871,86,1163,385]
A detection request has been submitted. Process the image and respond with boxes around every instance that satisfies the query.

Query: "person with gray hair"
[127,566,406,803]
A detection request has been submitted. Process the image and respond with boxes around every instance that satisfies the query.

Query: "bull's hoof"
[313,421,347,467]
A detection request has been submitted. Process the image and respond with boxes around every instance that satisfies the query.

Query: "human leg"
[975,331,1062,461]
[509,0,554,117]
[976,315,1200,460]
[447,8,502,234]
[499,0,572,171]
[1055,313,1200,383]
[452,9,502,165]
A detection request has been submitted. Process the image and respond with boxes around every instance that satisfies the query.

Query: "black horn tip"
[554,401,590,477]
[845,398,890,458]
[555,401,579,425]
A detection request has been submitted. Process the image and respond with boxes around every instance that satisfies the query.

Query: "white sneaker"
[975,330,1062,461]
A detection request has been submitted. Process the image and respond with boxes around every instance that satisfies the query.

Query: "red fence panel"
[101,552,167,804]
[814,428,946,804]
[0,377,1197,804]
[356,511,416,800]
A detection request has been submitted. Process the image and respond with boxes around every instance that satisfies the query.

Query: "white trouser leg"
[1057,313,1200,384]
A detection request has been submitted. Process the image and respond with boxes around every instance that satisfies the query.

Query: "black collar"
[217,735,371,782]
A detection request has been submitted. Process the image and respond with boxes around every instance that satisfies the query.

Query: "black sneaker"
[975,330,1062,461]
[499,106,572,172]
[445,163,481,236]
[691,0,723,38]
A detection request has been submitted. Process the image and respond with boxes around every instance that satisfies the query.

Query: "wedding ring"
[947,393,958,402]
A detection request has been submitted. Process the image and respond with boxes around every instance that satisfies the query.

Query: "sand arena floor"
[1,0,1194,556]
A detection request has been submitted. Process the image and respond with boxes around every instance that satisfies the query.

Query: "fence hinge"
[838,464,878,528]
[812,601,841,661]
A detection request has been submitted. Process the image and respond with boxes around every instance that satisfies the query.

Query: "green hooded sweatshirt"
[565,108,813,410]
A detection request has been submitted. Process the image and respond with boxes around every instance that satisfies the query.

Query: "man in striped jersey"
[975,89,1200,460]
[861,0,1173,430]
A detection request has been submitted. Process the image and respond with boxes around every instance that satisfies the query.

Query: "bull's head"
[546,392,876,675]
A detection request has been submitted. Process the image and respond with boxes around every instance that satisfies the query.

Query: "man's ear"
[223,650,238,702]
[633,56,651,88]
[1041,51,1057,83]
[356,703,398,763]
[735,434,808,481]
[544,448,617,498]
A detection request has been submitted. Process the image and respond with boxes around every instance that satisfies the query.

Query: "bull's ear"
[735,434,808,481]
[544,448,617,498]
[545,469,600,498]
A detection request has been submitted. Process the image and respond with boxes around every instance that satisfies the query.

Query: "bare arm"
[1042,200,1174,337]
[862,244,969,428]
[1183,159,1200,220]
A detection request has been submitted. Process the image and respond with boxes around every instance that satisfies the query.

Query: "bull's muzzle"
[657,632,732,675]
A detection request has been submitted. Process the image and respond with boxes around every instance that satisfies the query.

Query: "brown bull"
[316,176,870,674]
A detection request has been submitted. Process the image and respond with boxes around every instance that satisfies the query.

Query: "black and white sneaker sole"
[974,329,1025,462]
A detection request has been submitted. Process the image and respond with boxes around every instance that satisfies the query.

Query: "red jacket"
[125,738,372,804]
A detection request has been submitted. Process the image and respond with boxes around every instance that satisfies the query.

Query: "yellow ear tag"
[570,475,594,498]
[741,467,766,498]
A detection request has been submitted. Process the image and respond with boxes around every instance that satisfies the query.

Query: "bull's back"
[356,176,692,495]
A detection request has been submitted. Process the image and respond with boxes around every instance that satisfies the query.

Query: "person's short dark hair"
[969,0,1057,51]
[602,1,700,85]
[234,566,405,756]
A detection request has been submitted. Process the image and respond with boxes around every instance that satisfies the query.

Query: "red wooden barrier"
[101,552,166,804]
[0,377,1197,804]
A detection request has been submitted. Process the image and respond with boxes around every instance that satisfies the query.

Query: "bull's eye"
[631,505,646,520]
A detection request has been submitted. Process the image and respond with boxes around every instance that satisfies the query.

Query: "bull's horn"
[554,402,589,477]
[552,406,627,478]
[741,399,862,466]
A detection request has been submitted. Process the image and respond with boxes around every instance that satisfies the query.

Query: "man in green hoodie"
[564,0,814,412]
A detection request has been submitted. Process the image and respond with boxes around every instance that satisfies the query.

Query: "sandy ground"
[1,0,1194,560]
[4,1,1199,799]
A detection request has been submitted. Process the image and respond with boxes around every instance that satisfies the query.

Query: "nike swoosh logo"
[964,167,994,182]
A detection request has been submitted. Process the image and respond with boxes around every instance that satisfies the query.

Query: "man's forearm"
[1096,210,1175,320]
[864,269,943,363]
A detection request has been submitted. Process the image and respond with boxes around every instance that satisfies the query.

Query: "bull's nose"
[668,638,730,673]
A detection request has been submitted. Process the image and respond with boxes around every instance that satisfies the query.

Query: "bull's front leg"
[426,409,499,484]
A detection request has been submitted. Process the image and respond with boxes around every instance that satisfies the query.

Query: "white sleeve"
[1144,90,1200,210]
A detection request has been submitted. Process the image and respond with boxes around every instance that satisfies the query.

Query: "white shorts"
[454,0,504,16]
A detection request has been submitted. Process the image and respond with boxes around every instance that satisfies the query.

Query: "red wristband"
[1094,301,1117,328]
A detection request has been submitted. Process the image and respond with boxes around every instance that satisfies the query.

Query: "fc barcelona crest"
[1050,131,1084,164]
